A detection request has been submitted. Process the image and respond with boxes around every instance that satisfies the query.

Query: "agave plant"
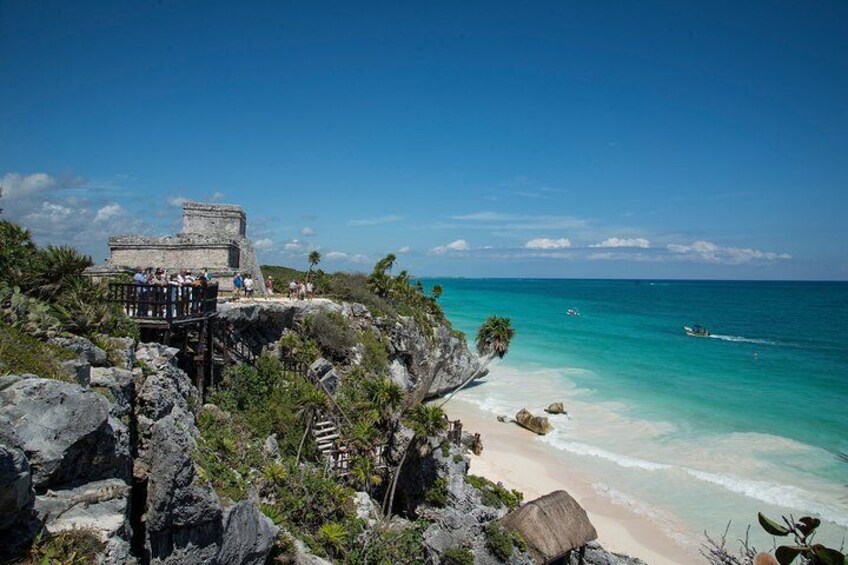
[30,245,93,301]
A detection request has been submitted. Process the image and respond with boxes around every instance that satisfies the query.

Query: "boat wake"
[708,334,773,345]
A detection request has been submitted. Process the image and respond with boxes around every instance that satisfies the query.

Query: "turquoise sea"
[426,278,848,550]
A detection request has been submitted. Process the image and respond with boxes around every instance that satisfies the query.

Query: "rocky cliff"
[0,336,277,565]
[218,298,486,398]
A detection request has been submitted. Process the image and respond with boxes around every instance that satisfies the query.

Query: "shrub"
[358,328,389,374]
[443,546,475,565]
[484,522,525,561]
[348,522,427,564]
[424,477,449,508]
[29,527,106,563]
[304,311,355,361]
[464,475,523,509]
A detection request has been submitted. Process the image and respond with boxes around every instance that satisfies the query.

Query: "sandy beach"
[443,399,702,565]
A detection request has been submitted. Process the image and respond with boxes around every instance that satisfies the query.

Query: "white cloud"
[284,239,304,251]
[167,195,189,207]
[301,227,315,236]
[591,237,650,248]
[524,237,572,249]
[666,240,791,264]
[324,251,370,264]
[1,172,56,199]
[397,246,411,254]
[347,214,402,226]
[94,203,124,222]
[429,239,470,255]
[254,238,273,250]
[208,191,225,202]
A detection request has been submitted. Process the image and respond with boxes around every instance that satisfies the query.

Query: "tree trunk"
[295,410,314,464]
[383,436,414,519]
[437,352,494,409]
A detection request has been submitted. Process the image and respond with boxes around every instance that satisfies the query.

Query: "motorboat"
[567,308,580,317]
[684,325,710,337]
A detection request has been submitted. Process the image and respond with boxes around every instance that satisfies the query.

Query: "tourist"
[201,268,212,282]
[306,280,314,300]
[184,270,196,284]
[297,281,306,300]
[289,280,297,299]
[233,272,243,299]
[265,276,274,296]
[244,274,254,298]
[133,267,148,316]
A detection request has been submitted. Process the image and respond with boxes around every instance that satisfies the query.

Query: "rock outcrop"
[219,300,485,398]
[0,378,129,490]
[544,402,566,415]
[0,444,33,532]
[515,408,554,435]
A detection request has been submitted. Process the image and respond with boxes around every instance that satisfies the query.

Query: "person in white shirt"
[243,275,254,298]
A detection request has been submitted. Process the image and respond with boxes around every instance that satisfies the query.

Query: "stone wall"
[108,236,239,271]
[182,202,246,237]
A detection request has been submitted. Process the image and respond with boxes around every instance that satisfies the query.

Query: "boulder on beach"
[515,408,554,435]
[499,490,597,564]
[544,402,566,415]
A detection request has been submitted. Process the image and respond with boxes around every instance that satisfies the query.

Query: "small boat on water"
[567,308,580,317]
[684,325,710,337]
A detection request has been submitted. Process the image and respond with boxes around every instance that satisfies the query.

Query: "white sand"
[444,400,702,565]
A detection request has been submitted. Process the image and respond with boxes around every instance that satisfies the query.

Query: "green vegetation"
[423,477,449,508]
[0,322,77,381]
[442,546,475,565]
[0,220,138,341]
[484,522,526,561]
[304,311,356,362]
[756,513,845,565]
[25,527,106,564]
[464,475,523,509]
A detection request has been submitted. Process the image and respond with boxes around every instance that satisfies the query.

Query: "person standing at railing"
[233,272,243,300]
[133,267,148,317]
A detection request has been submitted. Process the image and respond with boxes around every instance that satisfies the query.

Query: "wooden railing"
[108,282,218,324]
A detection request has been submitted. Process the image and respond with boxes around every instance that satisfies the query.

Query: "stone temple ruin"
[90,202,265,293]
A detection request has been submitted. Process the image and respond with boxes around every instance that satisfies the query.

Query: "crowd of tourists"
[287,279,314,300]
[129,266,215,318]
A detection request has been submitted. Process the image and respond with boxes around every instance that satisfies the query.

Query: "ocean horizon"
[425,277,848,551]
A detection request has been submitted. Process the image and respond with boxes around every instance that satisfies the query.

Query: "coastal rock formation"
[49,335,108,367]
[0,444,33,532]
[218,501,279,565]
[500,490,596,563]
[515,408,554,435]
[0,378,129,490]
[219,300,485,398]
[544,402,566,415]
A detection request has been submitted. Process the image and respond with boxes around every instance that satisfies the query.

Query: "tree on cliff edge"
[438,315,515,407]
[307,251,321,280]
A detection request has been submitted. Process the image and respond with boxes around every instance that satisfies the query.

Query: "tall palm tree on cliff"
[307,251,321,281]
[437,315,514,407]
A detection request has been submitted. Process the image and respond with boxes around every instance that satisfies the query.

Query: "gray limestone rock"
[60,358,91,387]
[136,342,180,370]
[50,335,108,366]
[352,491,380,526]
[0,444,33,531]
[218,500,279,565]
[0,378,126,490]
[91,367,135,419]
[308,357,339,395]
[292,538,334,565]
[145,408,223,564]
[570,542,647,565]
[262,434,280,460]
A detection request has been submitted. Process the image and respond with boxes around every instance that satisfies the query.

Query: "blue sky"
[2,1,847,279]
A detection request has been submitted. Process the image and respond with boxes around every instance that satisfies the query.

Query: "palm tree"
[31,246,93,301]
[430,284,443,300]
[307,250,321,280]
[374,253,396,274]
[295,383,330,464]
[437,316,514,408]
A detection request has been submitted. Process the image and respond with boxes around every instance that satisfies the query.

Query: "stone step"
[314,433,339,442]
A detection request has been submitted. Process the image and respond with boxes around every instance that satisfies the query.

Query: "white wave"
[709,334,774,345]
[683,469,848,528]
[541,436,672,471]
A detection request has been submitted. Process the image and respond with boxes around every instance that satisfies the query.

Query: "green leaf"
[759,513,792,536]
[810,544,846,565]
[774,546,805,565]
